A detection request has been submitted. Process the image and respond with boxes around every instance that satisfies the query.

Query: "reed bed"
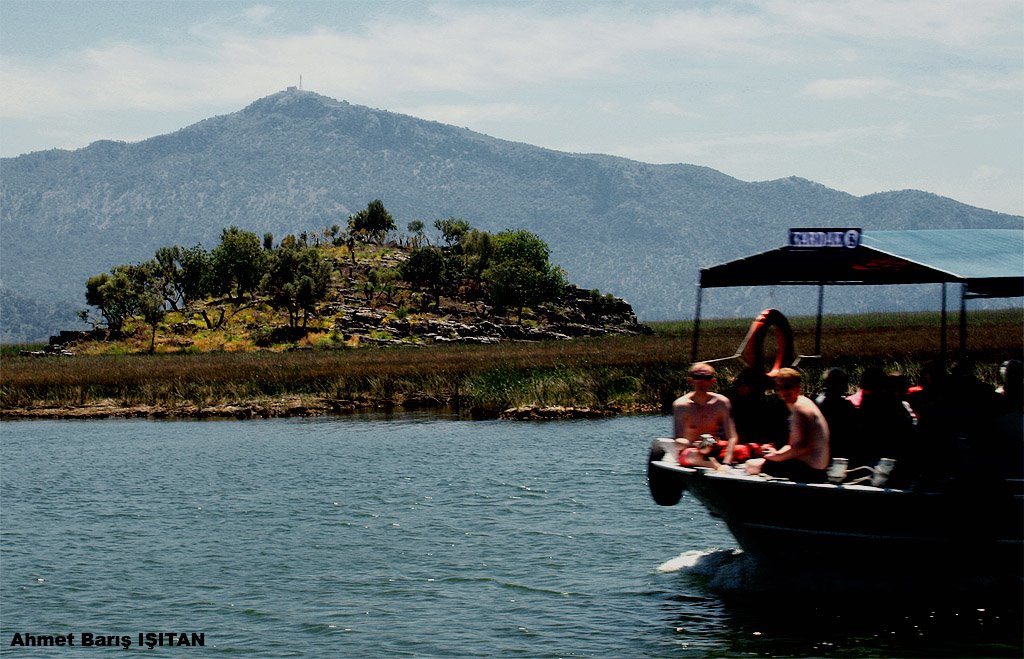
[2,310,1020,416]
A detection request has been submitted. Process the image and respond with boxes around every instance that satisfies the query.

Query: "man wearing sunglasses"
[672,363,740,464]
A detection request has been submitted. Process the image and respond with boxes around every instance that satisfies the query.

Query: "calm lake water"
[1,415,1020,657]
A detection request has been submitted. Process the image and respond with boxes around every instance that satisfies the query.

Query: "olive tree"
[263,241,334,329]
[482,229,566,321]
[347,199,396,245]
[211,226,268,300]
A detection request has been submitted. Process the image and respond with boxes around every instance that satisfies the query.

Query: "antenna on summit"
[299,74,303,90]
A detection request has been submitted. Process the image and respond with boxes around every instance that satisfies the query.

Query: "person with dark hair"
[845,367,915,472]
[815,367,857,465]
[725,367,789,450]
[907,360,947,427]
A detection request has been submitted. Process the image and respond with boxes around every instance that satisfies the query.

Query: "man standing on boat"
[747,367,830,482]
[672,363,740,463]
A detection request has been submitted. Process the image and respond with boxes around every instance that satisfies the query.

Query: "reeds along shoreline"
[1,310,1021,419]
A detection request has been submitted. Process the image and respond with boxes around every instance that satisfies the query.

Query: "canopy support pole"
[940,283,947,359]
[959,283,968,356]
[814,284,824,355]
[691,284,703,363]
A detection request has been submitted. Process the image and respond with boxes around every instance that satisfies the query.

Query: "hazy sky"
[2,0,1021,215]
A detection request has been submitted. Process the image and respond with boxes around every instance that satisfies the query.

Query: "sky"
[1,0,1022,216]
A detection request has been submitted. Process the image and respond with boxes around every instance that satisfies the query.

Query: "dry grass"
[2,309,1020,415]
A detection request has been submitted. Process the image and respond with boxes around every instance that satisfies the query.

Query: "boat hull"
[650,460,1024,577]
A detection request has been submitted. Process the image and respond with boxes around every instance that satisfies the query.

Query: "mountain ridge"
[1,88,1020,342]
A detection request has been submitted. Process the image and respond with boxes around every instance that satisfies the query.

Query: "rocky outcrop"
[328,285,651,346]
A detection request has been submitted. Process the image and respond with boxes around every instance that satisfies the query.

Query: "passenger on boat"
[842,368,915,473]
[906,360,947,427]
[846,366,885,409]
[931,360,1002,450]
[814,367,856,465]
[672,362,740,463]
[745,368,830,483]
[725,367,789,449]
[996,359,1022,410]
[994,359,1023,481]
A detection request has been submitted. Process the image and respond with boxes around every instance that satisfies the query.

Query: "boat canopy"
[692,228,1024,361]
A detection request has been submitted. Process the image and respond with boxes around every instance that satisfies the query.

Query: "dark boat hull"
[650,460,1024,577]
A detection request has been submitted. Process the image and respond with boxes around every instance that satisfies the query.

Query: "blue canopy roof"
[699,229,1024,298]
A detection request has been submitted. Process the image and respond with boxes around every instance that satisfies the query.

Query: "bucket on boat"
[871,457,897,487]
[827,457,849,483]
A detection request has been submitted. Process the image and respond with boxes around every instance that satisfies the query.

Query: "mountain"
[1,88,1021,342]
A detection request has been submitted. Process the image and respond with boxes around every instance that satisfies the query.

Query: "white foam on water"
[657,548,742,574]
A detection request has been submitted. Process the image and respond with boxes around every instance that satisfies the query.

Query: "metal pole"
[959,283,967,356]
[814,284,824,355]
[940,283,947,359]
[691,285,703,363]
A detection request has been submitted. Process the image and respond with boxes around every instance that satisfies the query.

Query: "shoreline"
[0,399,661,421]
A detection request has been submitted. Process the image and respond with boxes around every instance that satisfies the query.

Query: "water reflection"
[659,548,1023,658]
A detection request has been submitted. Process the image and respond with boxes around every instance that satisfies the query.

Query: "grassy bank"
[2,309,1021,419]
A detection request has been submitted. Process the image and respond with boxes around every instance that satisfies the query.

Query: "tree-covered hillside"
[2,88,1020,342]
[60,204,647,355]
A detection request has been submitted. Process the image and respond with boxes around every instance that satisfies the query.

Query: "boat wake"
[657,548,773,593]
[660,547,1023,606]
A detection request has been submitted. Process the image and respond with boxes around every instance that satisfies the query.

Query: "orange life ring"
[738,308,795,376]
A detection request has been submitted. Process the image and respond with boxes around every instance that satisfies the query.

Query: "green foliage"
[212,226,267,299]
[434,217,471,247]
[85,266,144,333]
[364,267,399,306]
[68,208,635,354]
[177,245,215,306]
[406,220,426,247]
[347,199,396,244]
[149,244,214,311]
[399,246,446,309]
[83,262,168,351]
[262,241,333,329]
[461,229,493,278]
[483,229,566,321]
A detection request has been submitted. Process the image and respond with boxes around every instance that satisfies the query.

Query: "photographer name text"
[10,632,204,650]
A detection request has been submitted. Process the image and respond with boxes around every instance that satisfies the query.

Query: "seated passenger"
[746,368,830,483]
[907,360,947,427]
[672,362,740,463]
[725,367,789,448]
[996,359,1023,413]
[814,367,856,465]
[845,367,914,471]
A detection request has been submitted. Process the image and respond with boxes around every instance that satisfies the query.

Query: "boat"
[648,448,1023,577]
[648,229,1024,579]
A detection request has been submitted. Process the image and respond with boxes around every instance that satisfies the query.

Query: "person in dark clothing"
[845,368,901,470]
[994,359,1023,481]
[815,367,857,465]
[996,359,1023,413]
[907,360,947,427]
[724,367,789,449]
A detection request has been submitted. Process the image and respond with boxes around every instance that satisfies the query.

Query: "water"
[1,415,1020,657]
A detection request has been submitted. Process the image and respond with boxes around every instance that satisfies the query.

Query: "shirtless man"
[746,367,830,482]
[672,362,739,464]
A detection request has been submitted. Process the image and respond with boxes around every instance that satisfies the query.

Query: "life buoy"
[738,308,795,376]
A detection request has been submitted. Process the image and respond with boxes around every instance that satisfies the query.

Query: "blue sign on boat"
[789,228,861,248]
